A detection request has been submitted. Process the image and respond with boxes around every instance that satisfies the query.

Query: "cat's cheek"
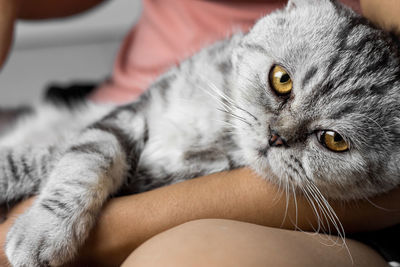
[303,148,375,199]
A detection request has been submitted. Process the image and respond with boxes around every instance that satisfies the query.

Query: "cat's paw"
[0,184,11,206]
[0,189,7,206]
[5,205,79,267]
[0,171,9,206]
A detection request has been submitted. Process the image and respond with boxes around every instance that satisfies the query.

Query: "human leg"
[122,219,387,267]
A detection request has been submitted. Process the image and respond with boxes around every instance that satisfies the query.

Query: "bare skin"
[0,0,400,266]
[360,0,400,30]
[1,169,400,266]
[123,219,388,267]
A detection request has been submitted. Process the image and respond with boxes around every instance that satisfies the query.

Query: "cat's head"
[231,0,400,200]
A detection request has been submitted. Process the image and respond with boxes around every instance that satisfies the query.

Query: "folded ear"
[286,0,334,10]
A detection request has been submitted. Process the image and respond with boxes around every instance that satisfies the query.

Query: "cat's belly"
[133,95,239,191]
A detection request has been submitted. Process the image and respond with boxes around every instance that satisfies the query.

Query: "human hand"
[0,197,35,267]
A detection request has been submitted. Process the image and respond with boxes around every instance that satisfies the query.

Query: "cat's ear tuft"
[285,0,298,11]
[286,0,335,11]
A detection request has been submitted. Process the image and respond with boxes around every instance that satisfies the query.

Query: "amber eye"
[317,130,349,152]
[269,65,293,95]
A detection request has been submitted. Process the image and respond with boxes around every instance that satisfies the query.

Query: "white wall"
[0,0,142,107]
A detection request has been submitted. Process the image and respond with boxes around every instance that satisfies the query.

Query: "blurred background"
[0,0,141,107]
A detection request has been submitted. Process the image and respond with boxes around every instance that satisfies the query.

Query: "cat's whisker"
[202,78,260,124]
[204,80,236,105]
[291,182,299,230]
[299,176,329,233]
[230,105,259,125]
[272,177,285,204]
[356,113,391,144]
[362,197,398,212]
[196,73,235,105]
[288,183,342,248]
[237,71,265,92]
[305,182,353,263]
[209,116,236,126]
[202,88,232,112]
[304,183,333,235]
[232,105,260,124]
[216,107,245,121]
[304,184,350,250]
[198,83,253,126]
[285,184,319,235]
[217,108,252,126]
[309,183,345,236]
[195,78,231,107]
[291,186,347,250]
[172,98,250,131]
[305,182,349,249]
[234,72,268,105]
[296,189,332,241]
[306,183,341,238]
[299,183,323,233]
[211,119,241,131]
[280,179,290,228]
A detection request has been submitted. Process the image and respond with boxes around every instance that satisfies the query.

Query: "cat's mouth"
[257,146,270,157]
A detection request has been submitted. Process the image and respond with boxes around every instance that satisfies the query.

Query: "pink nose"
[269,133,284,147]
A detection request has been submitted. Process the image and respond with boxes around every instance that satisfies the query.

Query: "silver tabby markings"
[0,0,399,266]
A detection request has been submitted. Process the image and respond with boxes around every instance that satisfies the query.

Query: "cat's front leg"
[0,146,57,205]
[5,110,147,267]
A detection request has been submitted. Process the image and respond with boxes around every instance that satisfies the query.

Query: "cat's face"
[232,0,400,200]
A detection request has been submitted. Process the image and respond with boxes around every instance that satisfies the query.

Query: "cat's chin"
[249,148,295,186]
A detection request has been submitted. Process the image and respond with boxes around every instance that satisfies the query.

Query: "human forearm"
[74,168,293,266]
[361,0,400,31]
[73,168,400,266]
[2,168,399,266]
[74,168,284,266]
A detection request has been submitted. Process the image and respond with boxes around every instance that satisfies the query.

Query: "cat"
[1,0,400,266]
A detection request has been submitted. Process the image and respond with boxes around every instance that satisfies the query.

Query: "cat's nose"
[269,131,286,147]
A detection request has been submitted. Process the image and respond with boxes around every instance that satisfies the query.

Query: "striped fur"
[2,0,400,266]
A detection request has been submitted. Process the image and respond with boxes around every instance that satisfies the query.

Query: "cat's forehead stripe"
[242,42,268,55]
[300,66,318,89]
[328,103,357,120]
[336,16,372,47]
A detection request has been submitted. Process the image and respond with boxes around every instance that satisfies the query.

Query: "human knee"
[122,219,249,267]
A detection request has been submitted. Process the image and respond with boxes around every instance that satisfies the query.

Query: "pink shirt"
[91,0,361,103]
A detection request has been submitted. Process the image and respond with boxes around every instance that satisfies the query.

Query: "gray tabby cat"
[1,0,399,266]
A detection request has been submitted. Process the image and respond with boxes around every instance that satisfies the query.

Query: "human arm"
[360,0,400,30]
[2,168,399,267]
[68,168,400,266]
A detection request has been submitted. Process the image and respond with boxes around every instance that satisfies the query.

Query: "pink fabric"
[91,0,361,104]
